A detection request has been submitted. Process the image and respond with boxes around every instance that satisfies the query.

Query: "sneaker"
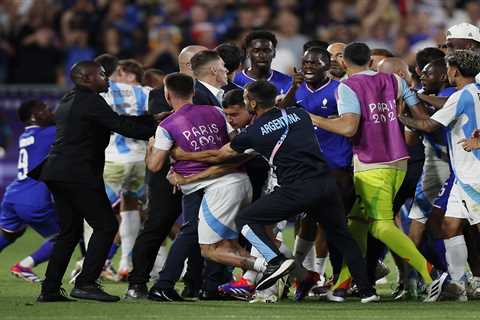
[10,263,41,283]
[295,270,320,302]
[256,258,295,291]
[375,260,390,281]
[181,285,200,299]
[466,273,480,298]
[359,289,380,303]
[391,282,407,300]
[442,280,467,301]
[148,287,189,302]
[37,288,76,303]
[326,288,347,303]
[69,258,83,284]
[424,272,448,302]
[310,285,329,297]
[218,277,255,301]
[100,260,118,282]
[125,283,149,300]
[249,284,278,304]
[70,283,120,302]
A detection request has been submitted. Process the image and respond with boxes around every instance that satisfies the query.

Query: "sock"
[293,236,314,265]
[243,270,257,285]
[150,245,168,278]
[253,257,267,273]
[370,220,433,285]
[314,256,328,277]
[241,225,279,262]
[83,220,93,249]
[444,235,468,282]
[29,238,54,266]
[279,242,293,259]
[119,210,141,270]
[303,246,316,272]
[107,243,119,260]
[19,256,34,268]
[0,234,12,252]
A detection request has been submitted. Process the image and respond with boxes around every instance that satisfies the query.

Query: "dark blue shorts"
[0,201,59,237]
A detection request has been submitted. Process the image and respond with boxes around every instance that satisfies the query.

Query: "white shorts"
[103,161,146,205]
[445,180,480,225]
[408,159,450,224]
[198,173,252,244]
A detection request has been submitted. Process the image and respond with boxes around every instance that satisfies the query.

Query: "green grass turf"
[1,228,480,320]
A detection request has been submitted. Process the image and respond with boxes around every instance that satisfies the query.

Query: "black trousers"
[236,173,372,293]
[42,181,118,293]
[128,170,183,285]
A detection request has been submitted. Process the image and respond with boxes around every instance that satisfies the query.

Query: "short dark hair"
[143,68,165,87]
[427,58,447,73]
[18,100,44,123]
[344,42,371,66]
[245,80,277,109]
[370,48,395,58]
[416,47,445,71]
[223,89,245,109]
[118,59,144,83]
[244,30,278,49]
[303,40,329,52]
[305,46,331,63]
[94,54,118,78]
[215,43,243,74]
[446,50,480,77]
[164,72,194,99]
[190,50,221,77]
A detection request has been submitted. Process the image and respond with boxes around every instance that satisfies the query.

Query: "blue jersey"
[3,126,55,207]
[233,69,292,95]
[295,80,352,169]
[423,86,456,161]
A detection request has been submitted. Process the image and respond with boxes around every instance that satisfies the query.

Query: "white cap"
[446,23,480,43]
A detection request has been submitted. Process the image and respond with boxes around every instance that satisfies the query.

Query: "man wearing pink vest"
[310,43,448,303]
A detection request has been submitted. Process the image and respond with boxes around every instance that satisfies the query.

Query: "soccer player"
[101,59,152,280]
[289,46,354,300]
[233,30,292,94]
[310,42,448,302]
[145,73,266,302]
[369,48,394,72]
[173,80,378,303]
[0,100,58,283]
[399,49,480,299]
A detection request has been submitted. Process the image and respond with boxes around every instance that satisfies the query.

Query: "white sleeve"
[100,90,114,107]
[153,126,174,150]
[431,92,461,127]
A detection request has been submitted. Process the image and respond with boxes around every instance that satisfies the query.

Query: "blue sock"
[107,243,119,260]
[30,238,54,266]
[0,234,12,252]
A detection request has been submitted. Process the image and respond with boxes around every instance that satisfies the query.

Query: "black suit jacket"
[33,86,156,186]
[222,80,242,94]
[194,81,221,107]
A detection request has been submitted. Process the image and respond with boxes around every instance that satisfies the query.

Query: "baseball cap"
[446,23,480,43]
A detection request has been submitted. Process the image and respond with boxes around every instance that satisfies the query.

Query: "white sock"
[314,256,328,277]
[83,220,93,249]
[243,270,257,285]
[150,245,168,279]
[444,235,468,282]
[303,246,316,272]
[279,242,293,258]
[119,210,141,270]
[293,236,314,265]
[253,257,267,273]
[19,256,34,268]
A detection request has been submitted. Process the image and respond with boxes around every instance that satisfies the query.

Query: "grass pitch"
[1,229,480,320]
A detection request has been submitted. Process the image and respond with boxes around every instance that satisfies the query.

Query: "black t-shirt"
[230,107,329,186]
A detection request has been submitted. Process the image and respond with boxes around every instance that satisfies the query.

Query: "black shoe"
[199,289,235,301]
[256,258,295,291]
[70,283,120,302]
[37,288,76,302]
[148,287,190,302]
[125,283,149,300]
[181,285,200,299]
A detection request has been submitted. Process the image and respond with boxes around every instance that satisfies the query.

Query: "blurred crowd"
[1,0,480,85]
